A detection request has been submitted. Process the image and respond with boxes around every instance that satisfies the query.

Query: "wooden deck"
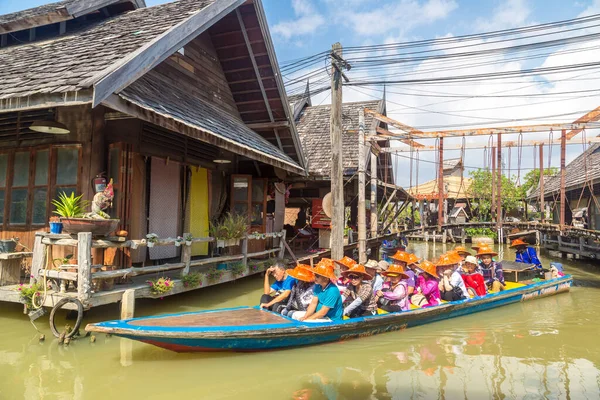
[129,308,290,327]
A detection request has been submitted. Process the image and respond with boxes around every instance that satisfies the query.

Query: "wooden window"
[0,154,7,222]
[9,151,31,225]
[230,175,267,232]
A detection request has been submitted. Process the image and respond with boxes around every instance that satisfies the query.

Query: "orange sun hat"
[509,239,528,248]
[334,256,357,271]
[454,246,471,256]
[418,260,439,279]
[435,252,461,267]
[381,263,410,279]
[407,253,420,265]
[287,266,315,282]
[389,250,412,264]
[476,246,498,257]
[471,242,490,251]
[312,260,338,281]
[341,264,373,280]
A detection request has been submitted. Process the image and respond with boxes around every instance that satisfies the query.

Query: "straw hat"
[377,260,390,271]
[510,239,528,248]
[418,260,439,279]
[464,255,478,265]
[341,264,373,280]
[312,260,338,281]
[471,242,488,251]
[334,256,357,270]
[435,252,461,267]
[287,266,315,282]
[297,263,313,271]
[476,246,498,257]
[389,250,412,264]
[319,258,335,267]
[364,259,379,270]
[454,246,471,256]
[381,263,410,279]
[407,253,420,265]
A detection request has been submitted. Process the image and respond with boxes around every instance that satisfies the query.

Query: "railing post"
[30,234,45,283]
[241,236,249,268]
[278,230,287,260]
[77,232,92,307]
[181,232,192,276]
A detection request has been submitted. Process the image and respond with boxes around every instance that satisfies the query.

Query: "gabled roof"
[0,0,144,34]
[295,100,383,177]
[530,143,600,198]
[409,176,473,200]
[443,158,462,171]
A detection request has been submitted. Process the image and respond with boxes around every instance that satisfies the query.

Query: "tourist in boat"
[341,264,378,317]
[436,252,469,301]
[260,262,297,311]
[454,246,471,262]
[334,256,357,287]
[375,264,410,312]
[511,239,542,269]
[460,255,486,297]
[389,251,416,297]
[281,265,315,318]
[365,259,386,292]
[294,260,343,322]
[412,260,441,307]
[476,246,505,292]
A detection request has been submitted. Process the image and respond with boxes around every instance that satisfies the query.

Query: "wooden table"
[0,252,33,285]
[502,260,537,283]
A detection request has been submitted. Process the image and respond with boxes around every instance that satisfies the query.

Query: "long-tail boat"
[85,275,572,352]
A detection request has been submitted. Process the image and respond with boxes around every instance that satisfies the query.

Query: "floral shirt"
[343,282,378,313]
[285,282,315,311]
[382,280,409,311]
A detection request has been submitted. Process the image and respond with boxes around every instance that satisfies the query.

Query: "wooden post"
[438,137,444,230]
[30,234,45,283]
[560,129,566,229]
[120,289,135,320]
[497,134,503,230]
[539,144,545,223]
[357,108,367,264]
[241,236,249,268]
[278,230,287,260]
[330,42,345,261]
[370,149,378,238]
[181,233,192,276]
[273,182,285,247]
[77,232,92,307]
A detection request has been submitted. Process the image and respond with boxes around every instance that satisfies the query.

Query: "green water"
[1,243,599,400]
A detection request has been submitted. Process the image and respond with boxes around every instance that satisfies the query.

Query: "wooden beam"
[376,126,426,148]
[90,0,245,107]
[365,108,424,135]
[246,121,289,130]
[379,137,600,152]
[565,105,600,140]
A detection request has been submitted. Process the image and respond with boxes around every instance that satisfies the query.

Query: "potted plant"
[229,262,246,278]
[51,191,120,236]
[174,236,184,247]
[49,216,63,234]
[17,281,42,310]
[209,213,248,248]
[205,268,224,284]
[147,277,174,297]
[184,233,193,246]
[146,233,159,248]
[181,272,202,288]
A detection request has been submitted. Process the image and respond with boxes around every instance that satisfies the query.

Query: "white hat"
[377,260,390,271]
[364,259,379,269]
[464,255,478,265]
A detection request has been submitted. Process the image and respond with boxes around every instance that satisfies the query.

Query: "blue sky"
[2,0,600,186]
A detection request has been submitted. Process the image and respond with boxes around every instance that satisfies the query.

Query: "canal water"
[1,243,599,400]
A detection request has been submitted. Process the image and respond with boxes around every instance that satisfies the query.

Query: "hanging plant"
[147,277,174,296]
[205,268,224,283]
[229,262,246,278]
[181,272,202,288]
[146,233,159,248]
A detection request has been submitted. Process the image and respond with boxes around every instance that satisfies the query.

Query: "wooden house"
[0,0,305,264]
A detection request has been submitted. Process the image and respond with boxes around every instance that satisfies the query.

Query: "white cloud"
[272,0,326,40]
[475,0,531,32]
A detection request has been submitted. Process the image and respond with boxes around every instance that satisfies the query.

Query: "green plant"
[181,272,202,288]
[465,227,498,240]
[52,254,74,269]
[209,213,248,240]
[51,192,89,218]
[229,262,246,278]
[17,281,42,310]
[205,268,224,283]
[147,277,174,296]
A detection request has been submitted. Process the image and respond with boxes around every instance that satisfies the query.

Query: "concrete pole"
[329,42,344,260]
[357,109,367,263]
[370,149,378,238]
[497,134,503,233]
[560,129,566,229]
[539,144,545,223]
[437,137,444,230]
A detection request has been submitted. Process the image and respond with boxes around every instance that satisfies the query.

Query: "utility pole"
[329,43,350,261]
[497,134,503,240]
[560,129,566,229]
[539,144,544,223]
[437,137,444,230]
[370,149,378,239]
[357,108,367,263]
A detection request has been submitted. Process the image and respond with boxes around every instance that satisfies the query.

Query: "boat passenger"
[412,260,441,307]
[334,256,357,287]
[260,262,297,311]
[375,264,410,312]
[281,265,315,318]
[460,255,486,297]
[436,252,469,301]
[510,239,542,269]
[294,261,343,322]
[389,251,416,297]
[364,259,385,293]
[476,246,505,292]
[454,246,471,262]
[341,264,378,317]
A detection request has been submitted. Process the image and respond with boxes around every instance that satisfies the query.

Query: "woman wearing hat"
[334,256,357,287]
[460,256,486,297]
[341,264,378,317]
[454,246,471,262]
[476,246,505,292]
[281,265,316,318]
[412,260,441,308]
[376,264,410,312]
[436,252,469,302]
[364,259,385,292]
[389,251,417,297]
[511,239,542,269]
[294,260,343,322]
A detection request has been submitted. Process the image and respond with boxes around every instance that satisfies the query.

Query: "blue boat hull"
[86,275,572,352]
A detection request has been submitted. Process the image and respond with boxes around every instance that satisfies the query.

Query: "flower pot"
[175,241,181,247]
[0,239,17,253]
[147,242,155,248]
[49,222,63,234]
[185,241,192,246]
[60,218,120,236]
[472,236,494,245]
[216,240,225,248]
[216,263,228,271]
[225,239,240,247]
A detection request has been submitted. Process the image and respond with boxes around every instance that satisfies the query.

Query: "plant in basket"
[16,280,42,310]
[174,236,184,247]
[184,233,193,246]
[209,213,248,248]
[229,262,246,278]
[147,277,174,296]
[146,233,159,248]
[205,268,224,283]
[181,272,202,288]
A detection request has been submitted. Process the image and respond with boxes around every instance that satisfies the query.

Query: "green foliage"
[181,272,202,288]
[205,268,224,283]
[209,213,248,240]
[520,168,559,197]
[147,277,174,296]
[229,262,247,278]
[465,227,498,240]
[468,169,523,221]
[17,282,42,310]
[51,192,89,218]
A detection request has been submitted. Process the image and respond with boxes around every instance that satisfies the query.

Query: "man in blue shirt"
[260,262,297,312]
[293,260,343,322]
[511,239,542,269]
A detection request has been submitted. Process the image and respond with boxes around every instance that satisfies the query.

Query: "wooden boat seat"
[129,308,291,328]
